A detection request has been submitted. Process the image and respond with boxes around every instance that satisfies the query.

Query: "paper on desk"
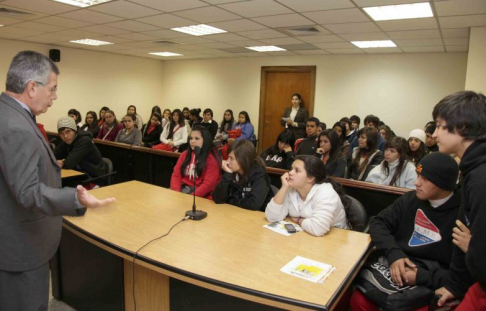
[280,256,336,284]
[264,220,302,236]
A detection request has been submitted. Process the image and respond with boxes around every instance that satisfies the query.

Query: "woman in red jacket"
[170,125,221,199]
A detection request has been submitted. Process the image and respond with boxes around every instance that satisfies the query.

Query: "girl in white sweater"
[366,137,417,189]
[266,155,353,236]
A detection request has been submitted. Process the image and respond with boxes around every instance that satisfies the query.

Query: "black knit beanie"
[416,153,458,191]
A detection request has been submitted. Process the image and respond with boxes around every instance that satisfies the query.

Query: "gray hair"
[6,50,60,94]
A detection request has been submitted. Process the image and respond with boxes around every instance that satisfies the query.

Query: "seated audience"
[98,106,109,126]
[341,117,357,143]
[347,127,384,181]
[366,137,417,189]
[189,108,203,128]
[295,117,320,155]
[182,107,190,121]
[229,111,254,142]
[260,130,296,170]
[170,126,221,199]
[127,105,143,129]
[379,125,393,142]
[200,108,218,138]
[316,130,347,178]
[316,122,326,136]
[115,113,142,146]
[161,109,171,129]
[265,155,352,236]
[68,108,82,128]
[214,109,235,148]
[349,115,386,155]
[350,153,460,311]
[424,123,438,153]
[154,109,187,152]
[213,140,272,211]
[54,116,105,178]
[141,112,163,147]
[333,121,350,157]
[96,110,123,141]
[81,111,100,138]
[350,115,360,131]
[407,129,428,165]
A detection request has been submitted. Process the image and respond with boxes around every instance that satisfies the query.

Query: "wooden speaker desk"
[60,181,372,310]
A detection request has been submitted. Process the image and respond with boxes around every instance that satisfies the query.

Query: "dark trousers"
[0,263,49,311]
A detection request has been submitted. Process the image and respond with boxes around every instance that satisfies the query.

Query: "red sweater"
[170,150,221,199]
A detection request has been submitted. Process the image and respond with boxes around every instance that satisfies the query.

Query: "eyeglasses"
[34,81,57,94]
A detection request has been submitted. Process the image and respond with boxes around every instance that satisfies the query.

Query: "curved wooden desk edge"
[62,219,331,311]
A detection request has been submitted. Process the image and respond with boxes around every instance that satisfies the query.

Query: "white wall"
[465,27,486,93]
[0,39,165,132]
[162,53,467,138]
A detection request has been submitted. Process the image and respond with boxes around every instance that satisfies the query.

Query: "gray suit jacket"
[0,92,79,272]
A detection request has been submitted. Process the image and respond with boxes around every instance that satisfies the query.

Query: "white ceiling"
[0,0,480,61]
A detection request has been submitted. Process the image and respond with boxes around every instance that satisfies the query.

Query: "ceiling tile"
[238,29,287,39]
[126,0,208,12]
[325,48,364,54]
[219,0,293,18]
[324,22,381,33]
[204,0,248,4]
[435,0,486,16]
[173,36,216,44]
[296,34,344,43]
[0,0,76,15]
[339,32,389,40]
[401,46,445,52]
[441,28,469,38]
[0,32,24,39]
[176,44,208,50]
[303,8,370,24]
[276,0,355,12]
[207,19,267,32]
[394,38,443,46]
[92,35,133,43]
[313,41,356,49]
[294,49,330,55]
[135,14,195,28]
[78,25,131,35]
[115,32,160,40]
[0,16,23,26]
[19,37,61,44]
[264,50,297,56]
[439,15,486,28]
[229,39,266,46]
[54,29,101,38]
[173,6,241,23]
[198,42,237,48]
[279,43,319,50]
[0,4,48,21]
[12,21,65,32]
[0,26,46,36]
[260,37,304,45]
[89,1,163,19]
[35,16,92,28]
[140,29,192,39]
[199,48,233,55]
[387,29,441,39]
[220,46,256,53]
[36,32,82,41]
[104,20,160,32]
[123,41,164,48]
[251,14,315,28]
[444,38,468,45]
[363,47,402,53]
[377,18,438,31]
[354,0,426,6]
[445,45,468,52]
[205,32,248,41]
[58,10,124,24]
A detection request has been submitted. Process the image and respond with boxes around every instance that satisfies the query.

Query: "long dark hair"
[228,140,265,185]
[104,110,118,125]
[351,127,378,175]
[180,126,221,177]
[407,138,427,164]
[127,105,137,114]
[85,111,98,129]
[332,121,346,146]
[318,130,342,164]
[295,155,356,229]
[379,125,393,142]
[68,108,82,123]
[269,130,295,154]
[167,109,185,140]
[238,111,251,124]
[383,137,410,187]
[190,108,202,126]
[143,112,162,136]
[220,109,235,132]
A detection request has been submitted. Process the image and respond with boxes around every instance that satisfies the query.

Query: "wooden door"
[258,66,316,153]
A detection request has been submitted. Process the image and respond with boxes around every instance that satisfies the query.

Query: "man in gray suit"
[0,51,115,310]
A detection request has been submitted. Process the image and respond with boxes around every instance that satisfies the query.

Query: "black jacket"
[370,190,460,289]
[141,123,163,147]
[347,149,384,181]
[316,153,347,178]
[80,123,100,139]
[445,139,486,297]
[213,165,273,212]
[281,107,308,139]
[54,131,105,178]
[261,147,295,170]
[199,120,218,139]
[296,135,318,156]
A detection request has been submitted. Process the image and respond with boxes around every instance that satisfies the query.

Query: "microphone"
[185,146,207,220]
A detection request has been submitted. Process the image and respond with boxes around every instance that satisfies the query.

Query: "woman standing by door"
[281,93,309,140]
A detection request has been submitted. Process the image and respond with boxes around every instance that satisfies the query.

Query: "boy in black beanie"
[350,152,461,310]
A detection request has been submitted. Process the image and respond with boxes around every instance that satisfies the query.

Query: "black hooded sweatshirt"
[445,139,486,297]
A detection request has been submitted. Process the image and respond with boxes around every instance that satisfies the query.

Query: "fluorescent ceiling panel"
[149,52,183,57]
[364,2,433,21]
[69,39,114,46]
[245,46,286,52]
[351,40,397,48]
[52,0,113,8]
[171,24,227,36]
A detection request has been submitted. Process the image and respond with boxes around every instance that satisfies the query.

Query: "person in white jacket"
[265,155,351,236]
[366,137,417,189]
[159,109,188,151]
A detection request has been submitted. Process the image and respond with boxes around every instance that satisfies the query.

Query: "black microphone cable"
[132,216,189,311]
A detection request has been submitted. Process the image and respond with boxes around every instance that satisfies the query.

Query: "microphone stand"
[185,146,207,220]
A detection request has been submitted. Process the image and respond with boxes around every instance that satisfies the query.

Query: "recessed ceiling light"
[364,2,433,21]
[0,25,4,28]
[245,46,286,52]
[171,24,227,36]
[351,40,397,48]
[149,52,183,57]
[52,0,113,7]
[70,39,114,46]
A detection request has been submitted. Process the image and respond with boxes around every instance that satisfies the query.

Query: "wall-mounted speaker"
[49,49,60,62]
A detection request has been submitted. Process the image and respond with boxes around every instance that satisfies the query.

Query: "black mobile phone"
[284,224,296,233]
